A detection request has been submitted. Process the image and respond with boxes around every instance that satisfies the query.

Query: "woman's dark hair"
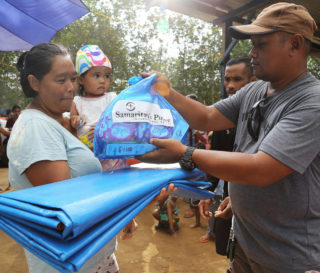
[16,43,69,98]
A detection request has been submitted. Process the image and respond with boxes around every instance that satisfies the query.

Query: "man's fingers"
[141,72,154,78]
[136,150,161,163]
[149,138,166,147]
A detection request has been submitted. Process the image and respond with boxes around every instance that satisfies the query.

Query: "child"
[70,44,126,171]
[71,44,137,255]
[152,193,180,237]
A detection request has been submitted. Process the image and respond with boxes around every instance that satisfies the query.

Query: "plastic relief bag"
[94,74,189,158]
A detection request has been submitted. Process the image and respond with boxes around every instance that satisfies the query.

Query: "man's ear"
[27,75,40,93]
[290,34,304,53]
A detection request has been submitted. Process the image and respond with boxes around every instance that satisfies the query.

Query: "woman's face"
[31,55,77,116]
[13,107,21,119]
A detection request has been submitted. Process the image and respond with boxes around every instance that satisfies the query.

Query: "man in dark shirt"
[200,57,256,253]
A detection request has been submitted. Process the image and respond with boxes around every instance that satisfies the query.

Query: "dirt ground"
[0,167,228,273]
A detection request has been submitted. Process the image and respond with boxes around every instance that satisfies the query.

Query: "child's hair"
[75,45,112,96]
[16,43,69,98]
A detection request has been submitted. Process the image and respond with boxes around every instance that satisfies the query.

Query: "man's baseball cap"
[229,2,317,42]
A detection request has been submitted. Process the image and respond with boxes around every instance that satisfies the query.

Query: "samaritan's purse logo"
[126,101,135,111]
[112,100,174,127]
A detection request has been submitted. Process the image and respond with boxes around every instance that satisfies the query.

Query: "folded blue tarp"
[0,163,214,272]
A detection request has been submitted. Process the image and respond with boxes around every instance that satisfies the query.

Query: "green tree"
[163,15,222,104]
[0,51,28,110]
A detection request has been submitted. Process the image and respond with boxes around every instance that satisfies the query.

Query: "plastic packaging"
[128,76,143,86]
[94,74,189,158]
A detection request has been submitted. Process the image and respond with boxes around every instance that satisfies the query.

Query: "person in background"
[199,57,256,250]
[152,192,180,237]
[8,43,119,273]
[5,104,21,129]
[138,3,320,272]
[0,123,10,168]
[0,104,23,168]
[0,122,10,168]
[183,93,207,228]
[6,109,14,120]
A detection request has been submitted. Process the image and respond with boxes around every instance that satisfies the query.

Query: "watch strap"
[179,146,196,171]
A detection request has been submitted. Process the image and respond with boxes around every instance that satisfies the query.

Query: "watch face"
[179,147,195,170]
[180,160,194,171]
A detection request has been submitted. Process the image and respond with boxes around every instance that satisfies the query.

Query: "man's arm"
[193,148,293,186]
[141,72,235,132]
[165,88,235,132]
[138,138,293,187]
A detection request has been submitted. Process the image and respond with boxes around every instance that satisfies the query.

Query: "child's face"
[79,66,111,97]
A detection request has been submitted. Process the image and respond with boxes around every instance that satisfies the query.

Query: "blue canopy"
[0,164,214,272]
[0,0,89,51]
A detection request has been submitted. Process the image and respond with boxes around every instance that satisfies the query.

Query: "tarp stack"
[0,163,213,272]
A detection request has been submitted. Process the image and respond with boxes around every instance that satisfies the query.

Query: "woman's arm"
[25,160,71,186]
[0,126,10,137]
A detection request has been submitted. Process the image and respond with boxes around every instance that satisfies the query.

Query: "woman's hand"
[214,197,233,219]
[137,138,187,164]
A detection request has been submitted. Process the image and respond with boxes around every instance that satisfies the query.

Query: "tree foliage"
[1,0,319,113]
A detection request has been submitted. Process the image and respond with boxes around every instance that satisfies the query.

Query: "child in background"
[152,192,180,237]
[70,45,126,171]
[71,45,137,243]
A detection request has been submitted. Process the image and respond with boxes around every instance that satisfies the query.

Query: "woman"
[5,104,21,129]
[7,43,119,273]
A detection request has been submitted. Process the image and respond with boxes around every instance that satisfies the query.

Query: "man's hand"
[214,197,233,219]
[199,199,212,220]
[137,138,187,164]
[141,72,171,97]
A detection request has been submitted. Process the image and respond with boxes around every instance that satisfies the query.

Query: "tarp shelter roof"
[146,0,320,49]
[0,0,89,51]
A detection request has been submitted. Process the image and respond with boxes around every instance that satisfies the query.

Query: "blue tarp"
[0,0,89,51]
[0,163,214,272]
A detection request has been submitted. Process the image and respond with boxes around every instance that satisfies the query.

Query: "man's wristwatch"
[179,146,196,171]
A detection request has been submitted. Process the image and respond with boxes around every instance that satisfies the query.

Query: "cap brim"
[229,24,277,40]
[311,36,320,48]
[310,36,320,57]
